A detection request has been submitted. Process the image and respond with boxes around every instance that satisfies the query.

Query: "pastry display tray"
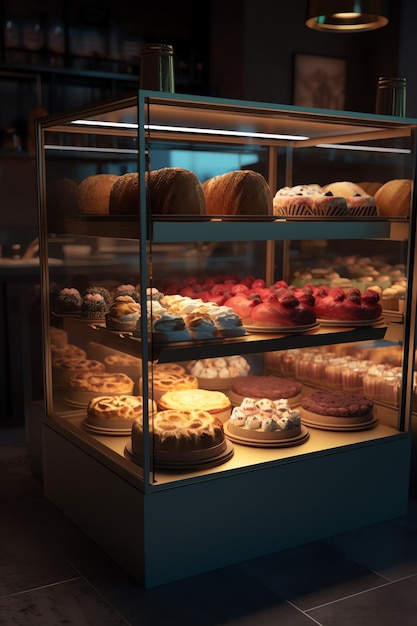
[224,422,310,448]
[124,440,234,471]
[317,316,385,327]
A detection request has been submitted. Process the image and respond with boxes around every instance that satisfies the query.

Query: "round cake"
[227,397,302,441]
[203,170,272,216]
[51,343,86,362]
[229,375,302,408]
[300,390,375,429]
[85,394,156,431]
[374,179,412,217]
[52,357,105,387]
[158,388,232,423]
[130,408,227,461]
[77,173,120,215]
[66,371,135,406]
[104,353,143,380]
[139,370,198,403]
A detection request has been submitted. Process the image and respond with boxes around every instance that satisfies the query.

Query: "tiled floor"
[2,428,417,626]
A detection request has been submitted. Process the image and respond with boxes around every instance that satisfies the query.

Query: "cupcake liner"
[313,202,348,216]
[273,202,315,216]
[347,205,379,217]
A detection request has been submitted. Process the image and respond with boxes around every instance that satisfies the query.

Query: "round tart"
[158,388,232,423]
[52,357,105,387]
[300,390,376,429]
[67,371,135,406]
[85,394,156,431]
[228,375,302,408]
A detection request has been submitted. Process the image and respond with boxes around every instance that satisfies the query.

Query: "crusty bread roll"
[203,170,272,216]
[374,179,412,217]
[109,168,206,215]
[322,181,368,199]
[109,172,145,215]
[149,167,206,215]
[77,174,119,214]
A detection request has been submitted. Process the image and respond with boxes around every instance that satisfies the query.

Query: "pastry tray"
[317,316,384,327]
[300,416,379,432]
[224,422,310,448]
[124,440,234,471]
[245,322,319,334]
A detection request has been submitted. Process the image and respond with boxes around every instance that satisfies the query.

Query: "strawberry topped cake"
[312,286,382,322]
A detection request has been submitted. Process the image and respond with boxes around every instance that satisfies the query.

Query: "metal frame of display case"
[36,90,417,586]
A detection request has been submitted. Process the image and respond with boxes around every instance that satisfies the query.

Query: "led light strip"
[316,143,411,154]
[71,119,309,141]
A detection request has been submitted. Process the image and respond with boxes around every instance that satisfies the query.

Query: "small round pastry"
[203,170,272,216]
[229,374,302,408]
[84,286,112,307]
[105,296,140,331]
[300,390,375,429]
[77,173,120,215]
[54,288,82,314]
[114,284,140,302]
[86,394,156,431]
[130,408,227,463]
[52,357,105,387]
[80,292,108,320]
[158,388,232,423]
[67,371,135,406]
[374,179,412,217]
[51,343,86,362]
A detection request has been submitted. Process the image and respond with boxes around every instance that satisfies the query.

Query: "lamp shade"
[306,0,389,32]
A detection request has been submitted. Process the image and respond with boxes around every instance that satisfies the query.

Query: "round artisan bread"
[110,168,205,215]
[149,167,206,215]
[109,172,146,215]
[322,181,368,199]
[374,179,412,216]
[202,170,273,216]
[77,174,120,214]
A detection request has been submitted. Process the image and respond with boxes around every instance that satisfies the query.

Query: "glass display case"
[36,90,417,586]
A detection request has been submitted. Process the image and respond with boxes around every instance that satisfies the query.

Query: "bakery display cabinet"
[36,90,417,587]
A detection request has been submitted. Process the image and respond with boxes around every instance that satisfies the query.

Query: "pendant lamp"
[306,0,389,32]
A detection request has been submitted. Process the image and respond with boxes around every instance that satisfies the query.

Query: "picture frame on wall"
[293,53,346,110]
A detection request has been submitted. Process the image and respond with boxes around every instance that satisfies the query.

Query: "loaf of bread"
[109,168,206,215]
[202,170,272,216]
[374,179,412,217]
[77,174,119,214]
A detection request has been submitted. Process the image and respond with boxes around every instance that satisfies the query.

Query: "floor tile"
[239,541,387,610]
[0,578,129,626]
[324,517,417,581]
[0,503,79,596]
[307,574,417,626]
